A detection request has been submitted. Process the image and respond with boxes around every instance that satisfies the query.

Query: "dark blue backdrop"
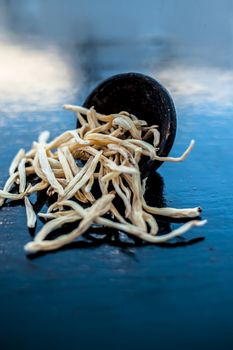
[0,1,233,349]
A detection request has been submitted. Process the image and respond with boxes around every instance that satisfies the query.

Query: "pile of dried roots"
[0,105,206,254]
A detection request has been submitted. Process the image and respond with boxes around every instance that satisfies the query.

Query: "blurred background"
[0,0,232,114]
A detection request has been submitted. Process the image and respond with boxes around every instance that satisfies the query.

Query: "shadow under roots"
[26,171,204,259]
[27,228,205,260]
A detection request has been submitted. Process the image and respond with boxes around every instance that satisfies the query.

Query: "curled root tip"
[196,219,207,227]
[24,242,39,254]
[191,139,195,146]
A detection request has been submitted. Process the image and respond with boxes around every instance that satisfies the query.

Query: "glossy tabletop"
[0,1,233,349]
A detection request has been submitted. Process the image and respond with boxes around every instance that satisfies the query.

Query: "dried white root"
[37,143,64,196]
[24,194,114,253]
[24,196,37,228]
[0,172,19,207]
[0,104,205,255]
[18,159,26,193]
[0,189,28,200]
[142,203,202,218]
[9,148,25,176]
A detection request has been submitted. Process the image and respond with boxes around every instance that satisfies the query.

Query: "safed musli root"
[0,104,206,254]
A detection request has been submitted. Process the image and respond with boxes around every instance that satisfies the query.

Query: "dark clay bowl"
[82,72,177,176]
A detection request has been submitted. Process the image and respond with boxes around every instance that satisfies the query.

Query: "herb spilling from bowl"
[0,105,206,254]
